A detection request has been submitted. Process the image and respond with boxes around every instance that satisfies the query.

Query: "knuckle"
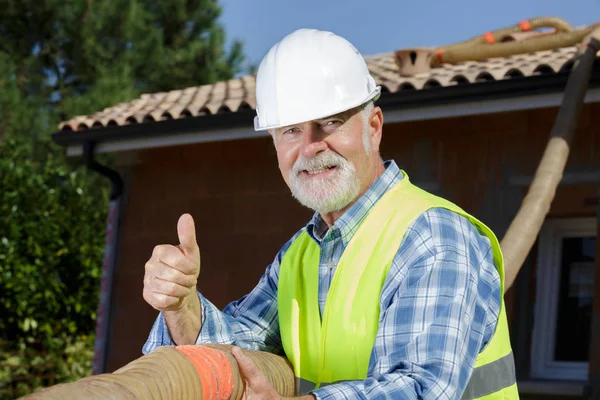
[152,244,170,258]
[174,255,190,270]
[144,278,157,292]
[146,293,161,309]
[144,261,154,274]
[165,281,178,295]
[164,268,178,283]
[156,295,168,309]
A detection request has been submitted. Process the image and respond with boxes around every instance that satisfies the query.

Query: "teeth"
[305,166,333,175]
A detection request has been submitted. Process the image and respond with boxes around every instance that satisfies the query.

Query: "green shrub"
[0,137,109,398]
[0,335,95,398]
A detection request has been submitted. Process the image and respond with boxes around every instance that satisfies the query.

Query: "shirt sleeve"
[142,230,303,356]
[311,208,502,400]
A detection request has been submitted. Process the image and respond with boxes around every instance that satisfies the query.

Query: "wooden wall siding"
[380,103,598,222]
[106,103,600,373]
[108,137,312,371]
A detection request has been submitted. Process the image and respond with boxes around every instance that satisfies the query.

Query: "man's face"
[271,105,383,215]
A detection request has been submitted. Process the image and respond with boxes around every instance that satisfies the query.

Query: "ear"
[369,106,384,153]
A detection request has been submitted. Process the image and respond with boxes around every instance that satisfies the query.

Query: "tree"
[0,0,246,139]
[0,1,247,396]
[0,137,107,398]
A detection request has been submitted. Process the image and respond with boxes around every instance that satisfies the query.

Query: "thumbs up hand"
[143,214,201,312]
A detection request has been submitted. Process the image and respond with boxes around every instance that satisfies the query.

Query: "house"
[53,21,600,399]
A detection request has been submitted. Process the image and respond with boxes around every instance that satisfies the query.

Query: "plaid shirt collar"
[306,160,403,247]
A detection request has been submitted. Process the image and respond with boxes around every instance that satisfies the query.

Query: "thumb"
[177,213,199,258]
[232,347,263,382]
[232,347,278,399]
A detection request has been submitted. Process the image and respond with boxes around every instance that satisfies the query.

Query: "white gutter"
[383,87,600,124]
[67,125,268,156]
[66,87,600,157]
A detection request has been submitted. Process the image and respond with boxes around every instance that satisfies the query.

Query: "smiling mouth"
[300,165,338,177]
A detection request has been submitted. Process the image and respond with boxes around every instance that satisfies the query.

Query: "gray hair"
[361,101,375,152]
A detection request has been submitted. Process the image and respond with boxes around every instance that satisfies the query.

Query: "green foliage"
[0,137,109,398]
[0,0,247,396]
[0,335,95,399]
[0,0,247,138]
[0,137,108,341]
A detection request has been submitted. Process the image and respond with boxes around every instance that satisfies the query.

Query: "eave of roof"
[57,46,586,132]
[53,62,600,155]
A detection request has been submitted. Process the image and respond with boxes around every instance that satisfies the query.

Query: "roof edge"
[52,63,600,153]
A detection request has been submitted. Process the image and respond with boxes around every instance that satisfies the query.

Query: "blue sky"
[218,0,600,67]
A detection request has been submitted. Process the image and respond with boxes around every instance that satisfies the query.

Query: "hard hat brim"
[253,87,382,132]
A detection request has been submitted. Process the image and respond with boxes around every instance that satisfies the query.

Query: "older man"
[142,29,518,399]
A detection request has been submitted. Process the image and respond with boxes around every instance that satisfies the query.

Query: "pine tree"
[0,2,247,395]
[0,0,246,140]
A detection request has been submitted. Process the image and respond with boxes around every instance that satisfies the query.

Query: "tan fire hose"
[433,22,598,67]
[21,19,600,400]
[22,344,295,399]
[440,16,574,52]
[501,27,600,290]
[395,18,600,291]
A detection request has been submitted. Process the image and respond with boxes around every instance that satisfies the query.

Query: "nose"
[299,125,328,159]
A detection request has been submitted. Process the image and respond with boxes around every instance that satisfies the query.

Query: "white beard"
[289,151,361,214]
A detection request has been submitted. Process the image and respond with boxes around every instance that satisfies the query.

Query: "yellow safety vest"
[278,172,519,399]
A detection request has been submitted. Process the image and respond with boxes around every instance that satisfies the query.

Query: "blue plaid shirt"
[143,161,501,400]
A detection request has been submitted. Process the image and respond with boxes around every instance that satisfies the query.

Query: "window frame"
[530,217,596,381]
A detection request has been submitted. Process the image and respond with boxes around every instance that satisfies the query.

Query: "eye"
[283,127,299,135]
[321,120,342,130]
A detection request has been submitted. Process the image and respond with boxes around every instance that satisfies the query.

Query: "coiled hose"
[433,22,599,67]
[21,344,295,399]
[501,27,600,290]
[441,17,574,51]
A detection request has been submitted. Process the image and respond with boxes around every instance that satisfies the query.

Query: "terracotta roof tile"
[59,45,587,132]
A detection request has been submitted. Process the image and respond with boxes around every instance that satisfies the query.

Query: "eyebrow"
[315,104,365,123]
[277,107,359,132]
[314,110,350,123]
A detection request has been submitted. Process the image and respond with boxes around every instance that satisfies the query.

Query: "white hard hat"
[253,29,381,131]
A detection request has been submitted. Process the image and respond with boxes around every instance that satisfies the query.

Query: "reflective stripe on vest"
[295,377,355,393]
[290,323,519,398]
[297,353,517,399]
[461,352,516,400]
[278,172,519,399]
[290,354,518,397]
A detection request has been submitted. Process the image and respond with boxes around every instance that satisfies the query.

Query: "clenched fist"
[143,213,200,312]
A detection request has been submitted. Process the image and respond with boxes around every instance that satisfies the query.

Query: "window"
[531,218,596,381]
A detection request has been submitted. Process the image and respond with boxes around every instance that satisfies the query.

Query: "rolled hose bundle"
[21,344,295,399]
[441,16,574,51]
[433,22,599,67]
[501,27,600,290]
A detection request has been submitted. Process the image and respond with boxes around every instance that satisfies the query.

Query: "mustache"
[293,151,346,173]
